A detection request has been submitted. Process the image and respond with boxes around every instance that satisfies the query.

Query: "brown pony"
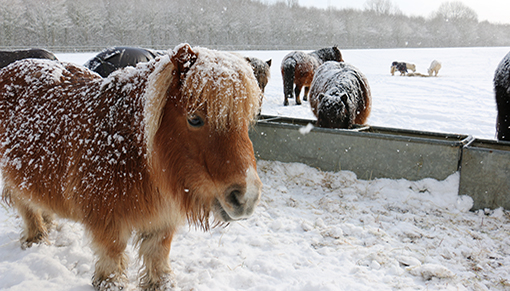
[309,61,371,129]
[245,56,272,94]
[281,46,343,106]
[0,44,262,290]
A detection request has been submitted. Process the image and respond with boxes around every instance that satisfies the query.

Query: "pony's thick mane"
[182,47,261,131]
[143,54,175,161]
[312,46,342,63]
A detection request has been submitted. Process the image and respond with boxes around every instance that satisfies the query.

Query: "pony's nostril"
[227,189,244,208]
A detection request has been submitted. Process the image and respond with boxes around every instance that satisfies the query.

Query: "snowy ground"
[1,47,510,290]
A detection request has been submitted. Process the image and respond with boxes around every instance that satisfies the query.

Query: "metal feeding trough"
[459,139,510,210]
[250,115,472,181]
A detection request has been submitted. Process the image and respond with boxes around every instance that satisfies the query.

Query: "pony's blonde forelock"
[182,48,261,131]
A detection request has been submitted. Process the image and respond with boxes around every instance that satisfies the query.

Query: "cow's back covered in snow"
[0,44,262,290]
[494,52,510,141]
[309,61,371,129]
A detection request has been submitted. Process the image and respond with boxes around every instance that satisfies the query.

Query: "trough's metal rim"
[255,115,474,147]
[463,137,510,153]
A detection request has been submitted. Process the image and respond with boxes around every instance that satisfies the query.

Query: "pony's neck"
[312,47,337,62]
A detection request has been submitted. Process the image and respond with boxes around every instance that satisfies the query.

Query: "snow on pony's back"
[309,61,371,129]
[0,43,262,291]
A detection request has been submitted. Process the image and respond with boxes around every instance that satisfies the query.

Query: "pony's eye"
[187,115,204,128]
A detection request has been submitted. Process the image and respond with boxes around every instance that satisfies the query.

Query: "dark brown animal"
[84,46,166,77]
[245,57,271,94]
[0,48,57,68]
[309,61,371,129]
[281,46,343,106]
[495,52,510,141]
[0,44,262,290]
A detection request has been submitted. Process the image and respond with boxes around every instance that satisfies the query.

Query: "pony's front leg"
[90,224,130,291]
[3,187,52,249]
[136,228,176,290]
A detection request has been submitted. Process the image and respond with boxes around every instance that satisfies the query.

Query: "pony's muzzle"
[215,167,262,222]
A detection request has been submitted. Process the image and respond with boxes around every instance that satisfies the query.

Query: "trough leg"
[90,224,130,291]
[136,228,175,290]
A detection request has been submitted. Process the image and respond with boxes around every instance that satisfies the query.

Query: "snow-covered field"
[1,47,509,290]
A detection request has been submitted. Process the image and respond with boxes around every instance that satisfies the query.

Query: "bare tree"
[364,0,401,15]
[431,1,478,23]
[1,0,510,50]
[287,0,299,8]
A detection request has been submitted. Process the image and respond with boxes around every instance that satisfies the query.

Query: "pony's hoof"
[92,273,127,291]
[283,100,289,106]
[20,232,49,250]
[141,274,176,291]
[295,101,301,105]
[92,278,125,291]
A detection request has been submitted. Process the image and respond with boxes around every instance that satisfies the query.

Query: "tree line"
[1,0,509,52]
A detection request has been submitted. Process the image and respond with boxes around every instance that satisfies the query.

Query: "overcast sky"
[273,0,510,24]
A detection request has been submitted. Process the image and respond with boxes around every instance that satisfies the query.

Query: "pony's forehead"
[180,47,261,130]
[191,47,252,79]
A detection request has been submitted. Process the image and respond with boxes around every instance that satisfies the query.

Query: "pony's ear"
[172,43,197,77]
[266,59,272,67]
[333,46,343,62]
[340,92,348,104]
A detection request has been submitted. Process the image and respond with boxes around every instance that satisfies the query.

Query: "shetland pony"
[245,57,271,109]
[281,46,343,106]
[245,57,271,94]
[84,46,166,77]
[0,44,263,290]
[309,61,371,129]
[390,61,412,76]
[0,48,57,68]
[428,60,442,76]
[494,52,510,141]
